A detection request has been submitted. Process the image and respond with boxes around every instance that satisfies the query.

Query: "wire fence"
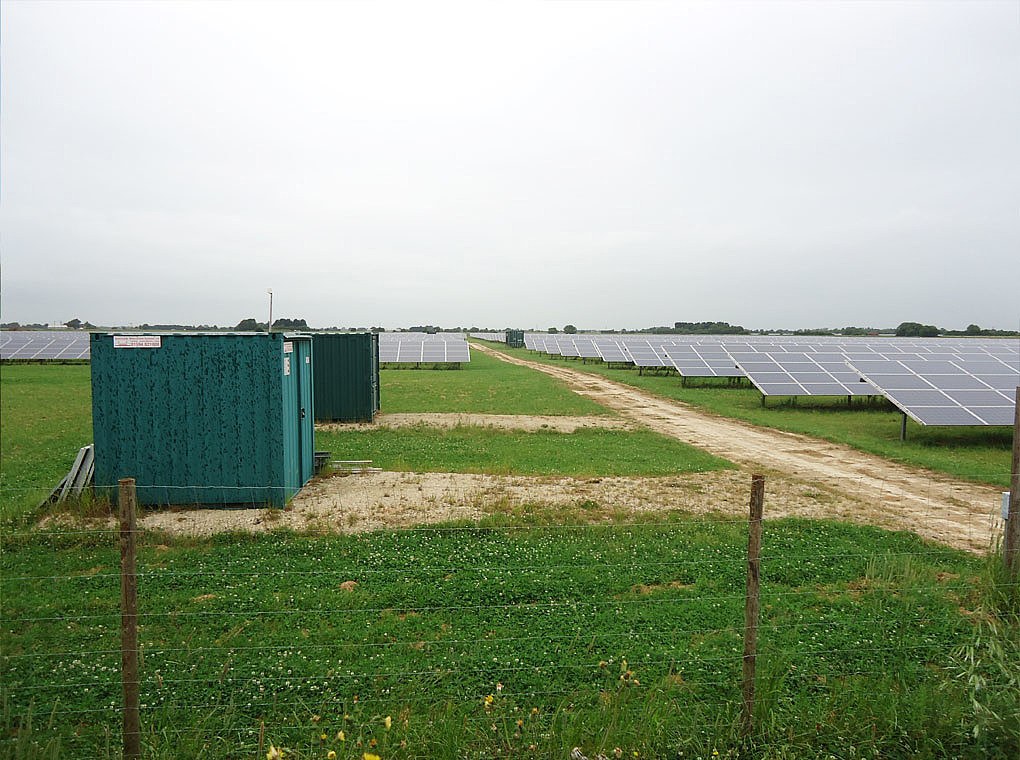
[1,474,1017,759]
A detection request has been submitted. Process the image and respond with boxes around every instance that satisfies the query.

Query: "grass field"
[479,343,1016,488]
[317,425,733,477]
[3,516,1015,759]
[0,364,93,522]
[379,349,612,416]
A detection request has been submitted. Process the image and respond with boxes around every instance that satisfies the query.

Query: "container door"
[297,340,315,484]
[281,340,301,503]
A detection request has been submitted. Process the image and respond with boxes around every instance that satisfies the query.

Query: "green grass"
[317,425,734,477]
[481,343,1015,488]
[0,365,93,523]
[2,516,1015,759]
[380,348,612,416]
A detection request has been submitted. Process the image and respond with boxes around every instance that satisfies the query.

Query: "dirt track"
[470,342,1003,552]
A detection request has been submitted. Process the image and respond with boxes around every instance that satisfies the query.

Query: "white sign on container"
[283,342,293,354]
[113,336,161,349]
[284,356,291,376]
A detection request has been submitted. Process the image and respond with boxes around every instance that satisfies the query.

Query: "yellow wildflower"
[337,730,345,742]
[328,753,337,760]
[369,737,377,747]
[320,733,327,741]
[266,747,283,760]
[384,715,392,730]
[484,695,494,707]
[363,754,381,760]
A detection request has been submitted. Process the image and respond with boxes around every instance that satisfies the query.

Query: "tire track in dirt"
[471,342,1002,552]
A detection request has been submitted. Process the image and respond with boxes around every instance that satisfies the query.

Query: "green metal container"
[312,333,380,422]
[90,332,315,507]
[506,329,525,348]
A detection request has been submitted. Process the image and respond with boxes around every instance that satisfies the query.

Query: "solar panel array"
[377,333,471,363]
[663,346,744,377]
[470,332,506,343]
[729,352,880,396]
[0,331,91,359]
[521,333,1019,426]
[847,357,1019,426]
[0,330,475,364]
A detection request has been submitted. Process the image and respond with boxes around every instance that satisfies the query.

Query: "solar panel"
[729,351,880,396]
[574,338,600,358]
[663,347,744,377]
[0,331,92,359]
[377,333,471,364]
[595,340,628,363]
[846,357,1018,425]
[623,340,668,367]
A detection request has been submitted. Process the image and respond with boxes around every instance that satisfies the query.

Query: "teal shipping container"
[90,333,315,507]
[312,333,380,422]
[506,329,525,348]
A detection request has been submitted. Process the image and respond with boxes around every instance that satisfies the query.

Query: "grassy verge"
[479,342,1015,488]
[316,425,734,477]
[0,364,93,523]
[2,515,1014,759]
[381,349,612,416]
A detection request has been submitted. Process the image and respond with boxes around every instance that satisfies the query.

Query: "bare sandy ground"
[317,412,631,433]
[128,344,1004,552]
[137,468,1001,551]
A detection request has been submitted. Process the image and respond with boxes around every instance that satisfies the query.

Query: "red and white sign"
[284,357,291,376]
[113,335,161,349]
[283,342,293,354]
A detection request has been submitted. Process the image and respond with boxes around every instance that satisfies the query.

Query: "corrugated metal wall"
[312,333,380,422]
[91,333,314,507]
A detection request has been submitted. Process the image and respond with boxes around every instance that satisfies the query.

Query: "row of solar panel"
[378,341,471,363]
[0,331,473,362]
[470,332,506,343]
[520,334,1019,427]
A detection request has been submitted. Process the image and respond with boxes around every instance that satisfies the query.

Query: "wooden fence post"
[120,478,141,759]
[1005,387,1020,577]
[742,474,765,737]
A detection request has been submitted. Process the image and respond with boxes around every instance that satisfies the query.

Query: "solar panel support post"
[1005,386,1020,578]
[900,413,908,442]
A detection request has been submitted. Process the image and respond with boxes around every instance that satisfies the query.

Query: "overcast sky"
[2,1,1017,331]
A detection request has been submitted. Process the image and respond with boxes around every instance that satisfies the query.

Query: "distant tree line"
[671,321,748,334]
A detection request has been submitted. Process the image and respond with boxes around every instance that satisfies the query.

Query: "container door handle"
[300,408,306,419]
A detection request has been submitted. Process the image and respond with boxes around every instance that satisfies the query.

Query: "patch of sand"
[136,468,1000,551]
